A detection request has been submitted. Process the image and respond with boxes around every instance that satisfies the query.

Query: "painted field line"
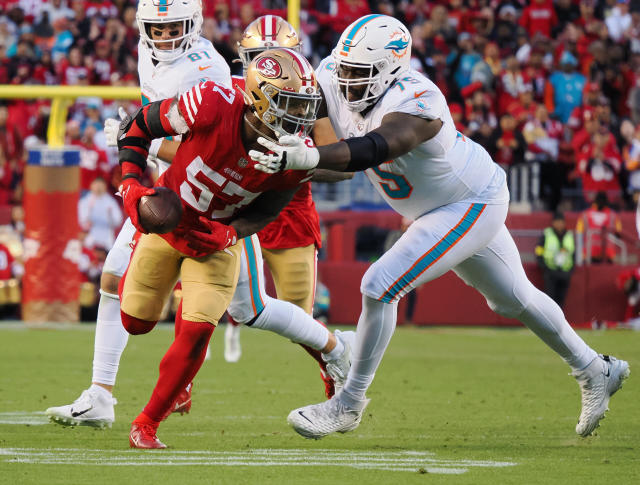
[0,448,516,475]
[0,412,49,426]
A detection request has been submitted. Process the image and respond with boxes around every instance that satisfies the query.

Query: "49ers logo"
[256,57,282,78]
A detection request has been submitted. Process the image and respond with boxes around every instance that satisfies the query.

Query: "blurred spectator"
[498,55,528,115]
[78,177,122,250]
[491,4,520,53]
[0,104,22,208]
[493,113,527,169]
[576,191,622,263]
[0,240,22,319]
[535,212,575,308]
[465,88,497,137]
[519,0,558,39]
[577,130,622,203]
[447,31,482,95]
[621,120,640,199]
[616,266,640,326]
[67,122,110,192]
[568,81,601,132]
[59,45,90,84]
[606,0,632,43]
[545,50,586,123]
[41,0,75,24]
[523,105,563,161]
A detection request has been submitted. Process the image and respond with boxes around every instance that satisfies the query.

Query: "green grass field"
[0,323,638,484]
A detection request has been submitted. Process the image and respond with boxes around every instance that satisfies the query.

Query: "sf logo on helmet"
[256,57,282,78]
[384,31,409,58]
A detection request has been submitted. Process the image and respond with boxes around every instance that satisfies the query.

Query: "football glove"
[118,178,156,233]
[104,107,128,147]
[250,135,319,174]
[184,217,238,254]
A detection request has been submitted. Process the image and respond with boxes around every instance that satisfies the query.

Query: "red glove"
[119,177,156,233]
[184,217,238,254]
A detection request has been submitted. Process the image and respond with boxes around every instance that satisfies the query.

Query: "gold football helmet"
[245,48,321,139]
[238,15,301,74]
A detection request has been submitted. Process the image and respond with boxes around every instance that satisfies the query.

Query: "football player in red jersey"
[224,16,352,398]
[117,48,348,449]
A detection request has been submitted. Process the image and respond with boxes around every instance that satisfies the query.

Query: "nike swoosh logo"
[605,367,610,377]
[298,410,313,424]
[414,90,427,98]
[71,406,93,417]
[199,65,212,71]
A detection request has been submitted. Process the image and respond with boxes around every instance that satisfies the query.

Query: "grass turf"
[0,323,638,484]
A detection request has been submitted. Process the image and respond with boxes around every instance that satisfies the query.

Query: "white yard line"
[0,412,49,425]
[0,447,516,474]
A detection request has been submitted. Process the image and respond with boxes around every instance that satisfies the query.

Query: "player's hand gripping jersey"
[152,81,312,257]
[317,57,509,220]
[231,76,321,250]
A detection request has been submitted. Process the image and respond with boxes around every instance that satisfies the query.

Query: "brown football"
[138,187,183,234]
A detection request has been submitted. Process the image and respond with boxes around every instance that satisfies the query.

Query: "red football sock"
[174,301,184,339]
[142,319,214,423]
[133,411,161,429]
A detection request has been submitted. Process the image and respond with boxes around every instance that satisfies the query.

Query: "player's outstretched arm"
[252,113,442,173]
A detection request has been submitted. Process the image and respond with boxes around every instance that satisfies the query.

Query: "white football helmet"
[137,0,203,62]
[332,15,411,112]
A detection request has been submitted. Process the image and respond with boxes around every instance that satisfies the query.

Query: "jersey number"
[180,156,255,217]
[371,163,413,199]
[187,51,212,62]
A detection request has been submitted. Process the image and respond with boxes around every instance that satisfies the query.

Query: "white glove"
[104,107,128,147]
[250,135,319,173]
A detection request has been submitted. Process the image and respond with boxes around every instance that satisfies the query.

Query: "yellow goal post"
[0,85,140,148]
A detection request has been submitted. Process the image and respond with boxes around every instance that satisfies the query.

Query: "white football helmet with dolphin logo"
[332,14,411,112]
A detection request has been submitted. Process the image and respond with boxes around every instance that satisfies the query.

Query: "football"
[138,187,183,234]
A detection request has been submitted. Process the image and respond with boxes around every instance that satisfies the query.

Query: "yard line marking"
[0,448,516,474]
[0,412,49,426]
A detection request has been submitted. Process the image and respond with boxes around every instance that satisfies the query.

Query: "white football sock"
[92,292,129,387]
[322,337,344,361]
[248,296,329,350]
[517,289,597,371]
[340,295,397,410]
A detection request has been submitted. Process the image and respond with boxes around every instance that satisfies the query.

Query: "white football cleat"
[573,354,630,437]
[287,395,369,439]
[45,388,117,428]
[325,330,354,394]
[224,323,242,363]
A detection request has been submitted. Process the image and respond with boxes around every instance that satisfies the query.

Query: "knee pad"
[121,311,157,335]
[486,281,534,319]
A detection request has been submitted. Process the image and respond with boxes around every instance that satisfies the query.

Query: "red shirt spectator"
[568,82,601,131]
[519,0,558,39]
[59,46,91,85]
[68,123,110,191]
[577,132,622,200]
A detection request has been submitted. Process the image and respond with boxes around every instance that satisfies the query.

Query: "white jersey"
[317,57,508,220]
[138,37,231,174]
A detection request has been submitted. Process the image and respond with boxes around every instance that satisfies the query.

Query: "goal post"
[288,0,300,32]
[0,85,140,147]
[0,84,139,322]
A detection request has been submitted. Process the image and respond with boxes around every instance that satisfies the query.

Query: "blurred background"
[2,0,640,328]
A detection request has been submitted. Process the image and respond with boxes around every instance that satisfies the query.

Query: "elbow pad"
[344,132,390,172]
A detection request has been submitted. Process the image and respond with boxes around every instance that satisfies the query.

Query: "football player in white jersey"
[45,0,231,428]
[251,15,630,439]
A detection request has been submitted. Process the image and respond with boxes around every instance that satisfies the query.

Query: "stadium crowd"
[2,1,640,222]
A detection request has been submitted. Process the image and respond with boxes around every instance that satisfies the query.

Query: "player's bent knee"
[100,272,121,295]
[121,311,157,335]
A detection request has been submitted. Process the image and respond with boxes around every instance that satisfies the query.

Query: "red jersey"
[157,81,311,257]
[232,76,322,250]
